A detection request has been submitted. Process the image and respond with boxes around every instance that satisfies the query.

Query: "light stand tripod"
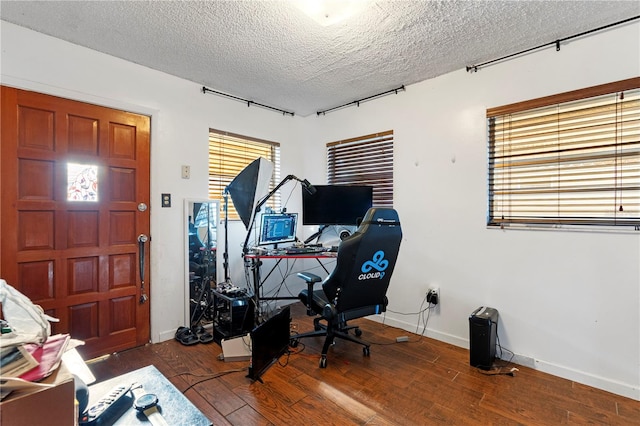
[222,189,232,284]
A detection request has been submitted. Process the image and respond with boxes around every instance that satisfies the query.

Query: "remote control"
[79,383,132,425]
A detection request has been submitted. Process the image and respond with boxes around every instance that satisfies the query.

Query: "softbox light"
[227,157,274,229]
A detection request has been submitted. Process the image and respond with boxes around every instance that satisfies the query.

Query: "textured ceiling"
[1,1,639,116]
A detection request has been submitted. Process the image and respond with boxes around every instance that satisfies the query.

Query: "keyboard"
[284,246,326,254]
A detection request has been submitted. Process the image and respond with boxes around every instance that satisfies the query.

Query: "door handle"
[138,234,149,304]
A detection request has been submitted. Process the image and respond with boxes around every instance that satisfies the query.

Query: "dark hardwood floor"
[89,304,640,425]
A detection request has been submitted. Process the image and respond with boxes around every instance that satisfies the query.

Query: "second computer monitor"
[258,213,298,246]
[302,185,373,226]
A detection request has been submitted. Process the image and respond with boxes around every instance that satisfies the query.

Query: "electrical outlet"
[161,193,172,208]
[181,165,190,179]
[427,288,439,305]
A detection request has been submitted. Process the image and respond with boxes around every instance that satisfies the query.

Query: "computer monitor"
[247,306,291,382]
[258,213,298,246]
[302,185,373,226]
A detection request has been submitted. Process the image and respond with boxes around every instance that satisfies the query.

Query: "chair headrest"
[360,208,400,226]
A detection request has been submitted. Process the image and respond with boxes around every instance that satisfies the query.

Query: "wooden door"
[1,87,151,359]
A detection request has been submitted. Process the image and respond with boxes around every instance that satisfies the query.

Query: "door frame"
[1,84,161,349]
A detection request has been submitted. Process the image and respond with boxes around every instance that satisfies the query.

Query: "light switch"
[162,193,171,208]
[181,165,190,179]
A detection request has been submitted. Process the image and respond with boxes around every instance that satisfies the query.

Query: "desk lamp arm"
[242,175,315,254]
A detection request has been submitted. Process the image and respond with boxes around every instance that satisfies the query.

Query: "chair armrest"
[297,272,322,316]
[296,272,322,283]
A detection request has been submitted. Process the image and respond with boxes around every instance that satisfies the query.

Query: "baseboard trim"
[533,358,639,401]
[368,314,467,347]
[157,328,176,343]
[368,315,640,401]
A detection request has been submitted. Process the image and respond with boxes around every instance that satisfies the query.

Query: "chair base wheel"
[290,339,299,348]
[363,346,370,357]
[355,328,362,337]
[319,356,327,368]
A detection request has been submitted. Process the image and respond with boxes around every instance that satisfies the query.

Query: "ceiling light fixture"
[293,0,371,26]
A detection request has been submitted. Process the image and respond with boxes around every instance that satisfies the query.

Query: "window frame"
[487,78,640,231]
[327,130,394,208]
[208,129,281,221]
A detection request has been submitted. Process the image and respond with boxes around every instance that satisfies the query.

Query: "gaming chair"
[291,207,402,368]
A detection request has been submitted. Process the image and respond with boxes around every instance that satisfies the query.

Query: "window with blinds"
[487,78,640,229]
[327,130,394,207]
[208,130,280,220]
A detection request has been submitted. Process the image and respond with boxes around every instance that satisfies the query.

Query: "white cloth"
[0,279,58,348]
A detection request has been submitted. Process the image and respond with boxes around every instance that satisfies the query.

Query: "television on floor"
[247,305,291,382]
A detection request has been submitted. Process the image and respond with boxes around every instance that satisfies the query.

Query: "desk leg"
[249,257,261,324]
[317,257,330,274]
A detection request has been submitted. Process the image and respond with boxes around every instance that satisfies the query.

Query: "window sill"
[487,223,640,234]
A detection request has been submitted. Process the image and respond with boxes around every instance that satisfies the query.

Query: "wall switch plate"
[161,193,171,207]
[181,165,190,179]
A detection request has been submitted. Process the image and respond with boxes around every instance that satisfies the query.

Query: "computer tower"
[469,306,499,370]
[212,291,254,343]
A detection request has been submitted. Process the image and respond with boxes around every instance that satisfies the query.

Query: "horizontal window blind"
[327,130,394,208]
[488,78,640,228]
[209,130,280,220]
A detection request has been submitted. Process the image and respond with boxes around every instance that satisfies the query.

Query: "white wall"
[1,19,639,400]
[0,20,309,345]
[302,22,640,400]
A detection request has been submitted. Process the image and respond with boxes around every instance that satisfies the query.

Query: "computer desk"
[244,251,337,312]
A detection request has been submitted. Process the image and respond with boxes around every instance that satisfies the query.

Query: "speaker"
[318,225,355,246]
[469,306,498,370]
[338,228,352,240]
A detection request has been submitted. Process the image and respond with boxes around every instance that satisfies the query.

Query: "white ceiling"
[1,1,639,116]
